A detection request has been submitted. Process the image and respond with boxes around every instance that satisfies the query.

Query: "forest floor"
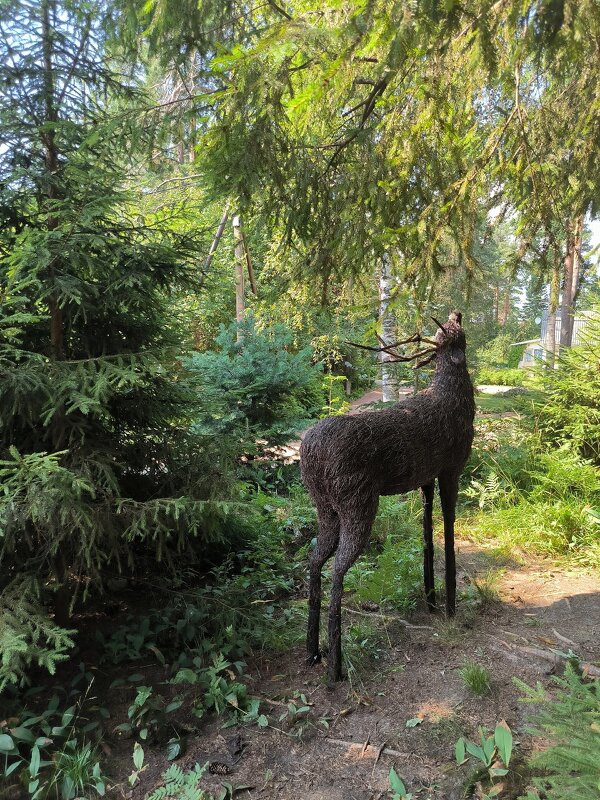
[121,538,600,800]
[102,387,600,800]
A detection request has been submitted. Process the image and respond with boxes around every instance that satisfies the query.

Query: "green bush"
[538,309,600,463]
[0,669,107,799]
[477,367,526,386]
[186,315,320,456]
[476,332,518,369]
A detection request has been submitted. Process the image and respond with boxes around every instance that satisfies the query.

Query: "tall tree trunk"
[379,253,397,402]
[493,284,500,325]
[559,220,575,349]
[42,0,63,363]
[233,214,245,340]
[571,214,583,304]
[42,0,70,624]
[544,250,561,366]
[500,284,511,327]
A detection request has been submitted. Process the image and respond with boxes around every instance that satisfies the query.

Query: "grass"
[475,387,546,416]
[459,662,492,696]
[476,393,521,414]
[434,617,468,645]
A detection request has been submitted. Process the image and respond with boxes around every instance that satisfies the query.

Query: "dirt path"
[130,547,600,800]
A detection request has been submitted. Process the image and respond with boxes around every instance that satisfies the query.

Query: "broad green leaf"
[166,739,181,761]
[0,734,15,752]
[10,726,35,742]
[6,759,22,776]
[30,744,40,777]
[494,720,513,766]
[455,737,466,764]
[133,742,144,770]
[482,735,496,765]
[389,766,407,795]
[465,741,486,764]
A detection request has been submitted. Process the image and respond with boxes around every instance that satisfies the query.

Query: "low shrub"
[477,367,526,386]
[537,310,600,463]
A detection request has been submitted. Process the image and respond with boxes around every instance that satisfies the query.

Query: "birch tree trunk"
[379,253,397,402]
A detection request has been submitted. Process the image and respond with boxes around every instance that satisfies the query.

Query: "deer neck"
[429,351,473,402]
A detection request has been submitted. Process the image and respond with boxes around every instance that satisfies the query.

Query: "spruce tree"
[0,0,229,690]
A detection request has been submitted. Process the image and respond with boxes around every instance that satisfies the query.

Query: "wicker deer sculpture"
[300,311,475,682]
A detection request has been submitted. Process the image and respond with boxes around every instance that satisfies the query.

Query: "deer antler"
[413,351,438,369]
[345,332,422,358]
[345,333,438,364]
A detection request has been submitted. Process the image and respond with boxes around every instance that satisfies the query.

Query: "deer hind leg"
[439,471,459,616]
[307,503,340,665]
[327,498,378,683]
[420,482,436,612]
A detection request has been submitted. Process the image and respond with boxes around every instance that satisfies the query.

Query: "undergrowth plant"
[146,762,210,800]
[346,497,423,612]
[456,721,514,800]
[516,666,600,800]
[462,414,600,567]
[0,673,107,799]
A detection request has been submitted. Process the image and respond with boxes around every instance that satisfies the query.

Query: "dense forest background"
[1,2,600,799]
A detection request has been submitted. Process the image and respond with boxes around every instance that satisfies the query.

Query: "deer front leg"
[420,482,436,612]
[439,472,459,616]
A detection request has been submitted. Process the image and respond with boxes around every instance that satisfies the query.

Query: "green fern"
[146,763,210,800]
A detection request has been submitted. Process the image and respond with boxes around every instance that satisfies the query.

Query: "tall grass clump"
[462,413,600,566]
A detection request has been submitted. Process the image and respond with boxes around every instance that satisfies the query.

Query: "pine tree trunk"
[571,214,583,304]
[233,215,245,340]
[42,0,64,363]
[379,253,397,402]
[545,252,561,366]
[500,284,511,326]
[560,220,575,349]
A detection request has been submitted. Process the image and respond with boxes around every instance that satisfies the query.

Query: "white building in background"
[513,309,597,367]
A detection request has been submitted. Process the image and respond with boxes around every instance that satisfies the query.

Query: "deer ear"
[450,347,465,365]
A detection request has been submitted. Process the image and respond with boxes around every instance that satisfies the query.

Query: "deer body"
[300,312,475,682]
